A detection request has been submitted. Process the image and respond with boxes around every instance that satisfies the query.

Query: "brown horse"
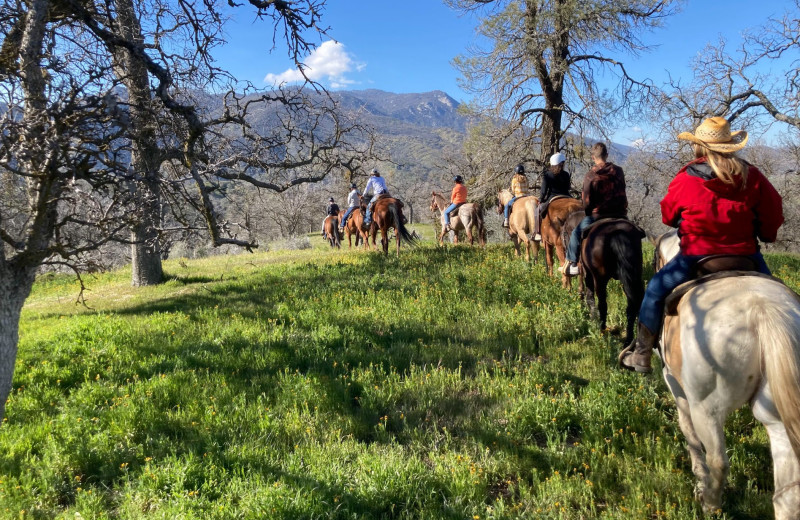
[497,189,539,262]
[340,208,372,249]
[367,196,415,256]
[430,191,486,246]
[540,196,583,284]
[563,216,645,344]
[323,215,341,249]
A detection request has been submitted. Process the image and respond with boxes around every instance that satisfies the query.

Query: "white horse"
[655,229,800,518]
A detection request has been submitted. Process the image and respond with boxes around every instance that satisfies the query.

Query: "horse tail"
[389,203,416,246]
[332,217,340,248]
[754,298,800,458]
[524,198,537,238]
[608,228,644,304]
[476,203,487,244]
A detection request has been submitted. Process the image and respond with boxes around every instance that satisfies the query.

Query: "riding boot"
[618,324,657,374]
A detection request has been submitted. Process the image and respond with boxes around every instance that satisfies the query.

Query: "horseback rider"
[534,152,572,241]
[560,143,627,276]
[502,163,529,228]
[362,168,389,228]
[339,183,361,232]
[443,175,468,233]
[321,197,340,238]
[620,117,784,373]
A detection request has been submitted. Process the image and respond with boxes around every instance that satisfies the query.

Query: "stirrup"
[618,346,653,374]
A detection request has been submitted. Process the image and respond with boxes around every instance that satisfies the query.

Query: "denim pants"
[444,203,459,226]
[566,215,597,263]
[341,206,356,227]
[364,194,382,223]
[638,251,772,333]
[504,197,518,219]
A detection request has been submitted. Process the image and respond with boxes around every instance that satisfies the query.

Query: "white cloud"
[264,40,363,88]
[631,138,646,149]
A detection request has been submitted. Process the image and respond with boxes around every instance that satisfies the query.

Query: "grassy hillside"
[4,231,800,519]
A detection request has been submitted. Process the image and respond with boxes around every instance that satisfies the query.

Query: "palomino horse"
[367,195,415,256]
[340,208,372,250]
[497,189,539,262]
[323,215,341,249]
[562,216,645,344]
[655,229,800,518]
[430,191,486,246]
[540,196,583,285]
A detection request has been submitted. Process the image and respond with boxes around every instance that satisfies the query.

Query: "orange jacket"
[451,183,468,204]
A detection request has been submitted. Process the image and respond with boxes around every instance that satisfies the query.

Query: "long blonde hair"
[693,143,748,188]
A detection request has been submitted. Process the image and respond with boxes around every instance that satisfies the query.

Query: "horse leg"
[381,229,389,255]
[544,242,554,276]
[583,270,599,317]
[596,278,609,331]
[687,400,729,513]
[512,235,521,257]
[663,371,713,511]
[752,382,800,519]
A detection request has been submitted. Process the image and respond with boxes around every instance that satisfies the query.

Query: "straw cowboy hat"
[677,116,748,153]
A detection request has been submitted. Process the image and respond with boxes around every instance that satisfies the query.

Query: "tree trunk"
[130,174,163,286]
[0,264,35,421]
[114,0,164,286]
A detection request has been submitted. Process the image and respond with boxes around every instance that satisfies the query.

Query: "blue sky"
[215,0,791,146]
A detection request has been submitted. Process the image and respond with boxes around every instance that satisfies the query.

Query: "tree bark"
[114,0,164,286]
[0,264,35,421]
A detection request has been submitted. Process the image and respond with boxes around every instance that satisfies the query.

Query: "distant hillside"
[329,89,473,181]
[327,89,633,181]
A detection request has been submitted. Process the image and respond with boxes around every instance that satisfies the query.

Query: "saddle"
[581,218,646,241]
[664,257,780,316]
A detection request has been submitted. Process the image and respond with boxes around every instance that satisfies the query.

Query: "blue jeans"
[566,216,596,263]
[638,251,771,333]
[364,194,382,224]
[504,197,518,219]
[444,203,459,226]
[341,206,356,227]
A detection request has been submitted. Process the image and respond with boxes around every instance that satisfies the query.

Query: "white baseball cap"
[549,152,566,166]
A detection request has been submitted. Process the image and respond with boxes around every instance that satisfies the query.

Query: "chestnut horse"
[540,196,583,284]
[367,196,415,256]
[430,191,486,246]
[497,189,539,262]
[322,215,341,249]
[654,230,800,518]
[340,208,372,249]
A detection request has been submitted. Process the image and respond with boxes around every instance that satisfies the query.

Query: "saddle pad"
[664,271,784,316]
[581,218,646,241]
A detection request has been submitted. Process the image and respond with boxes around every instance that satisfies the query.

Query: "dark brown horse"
[563,216,645,344]
[323,215,341,249]
[340,208,372,249]
[540,196,583,285]
[367,195,415,255]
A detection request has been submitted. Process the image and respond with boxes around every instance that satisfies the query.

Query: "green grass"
[2,232,797,519]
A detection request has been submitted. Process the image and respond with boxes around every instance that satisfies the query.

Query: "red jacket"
[660,159,784,256]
